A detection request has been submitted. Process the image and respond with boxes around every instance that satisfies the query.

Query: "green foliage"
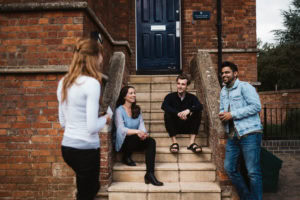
[274,0,300,44]
[258,0,300,91]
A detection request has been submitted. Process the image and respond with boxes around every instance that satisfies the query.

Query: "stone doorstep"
[144,120,205,129]
[142,110,205,120]
[108,192,220,200]
[115,146,212,163]
[113,162,216,171]
[112,162,216,182]
[130,82,195,91]
[145,125,205,135]
[151,136,208,147]
[129,75,178,83]
[108,181,221,193]
[106,182,221,200]
[136,90,197,101]
[139,101,205,110]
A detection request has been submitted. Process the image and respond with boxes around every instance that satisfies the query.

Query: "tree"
[274,0,300,44]
[257,0,300,91]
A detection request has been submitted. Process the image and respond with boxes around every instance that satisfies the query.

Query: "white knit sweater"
[57,75,107,149]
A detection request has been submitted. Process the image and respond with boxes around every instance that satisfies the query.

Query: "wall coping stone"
[199,48,258,53]
[0,65,109,80]
[0,1,132,54]
[259,89,300,95]
[191,51,225,134]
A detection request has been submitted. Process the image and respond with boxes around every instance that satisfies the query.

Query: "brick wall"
[262,140,300,155]
[0,2,131,199]
[259,89,300,124]
[259,90,300,156]
[125,0,257,81]
[0,11,84,66]
[259,89,300,106]
[0,74,78,199]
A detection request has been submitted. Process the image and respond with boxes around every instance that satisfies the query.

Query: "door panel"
[137,0,180,73]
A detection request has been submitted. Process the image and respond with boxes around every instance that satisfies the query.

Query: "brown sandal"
[187,143,202,153]
[170,143,179,153]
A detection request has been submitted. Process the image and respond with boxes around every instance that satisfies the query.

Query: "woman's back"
[57,75,106,149]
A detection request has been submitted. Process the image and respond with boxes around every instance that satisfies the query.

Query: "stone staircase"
[108,75,221,200]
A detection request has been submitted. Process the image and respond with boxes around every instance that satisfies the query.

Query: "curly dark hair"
[116,86,141,119]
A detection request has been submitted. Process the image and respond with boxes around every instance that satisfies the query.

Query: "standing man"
[219,61,263,200]
[161,74,203,153]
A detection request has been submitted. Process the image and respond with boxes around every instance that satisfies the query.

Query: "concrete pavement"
[263,154,300,200]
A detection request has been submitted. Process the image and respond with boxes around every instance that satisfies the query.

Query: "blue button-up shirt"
[219,79,263,137]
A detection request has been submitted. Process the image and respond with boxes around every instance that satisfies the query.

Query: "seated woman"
[114,86,163,186]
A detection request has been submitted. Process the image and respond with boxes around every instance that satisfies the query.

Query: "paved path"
[263,154,300,200]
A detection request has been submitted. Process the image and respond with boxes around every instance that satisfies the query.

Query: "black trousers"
[121,135,156,173]
[164,111,201,137]
[61,146,100,200]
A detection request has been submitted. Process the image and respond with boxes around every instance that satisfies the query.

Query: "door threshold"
[136,70,182,75]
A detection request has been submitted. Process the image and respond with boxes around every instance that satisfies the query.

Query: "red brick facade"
[0,0,257,199]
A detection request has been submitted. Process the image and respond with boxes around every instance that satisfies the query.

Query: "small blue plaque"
[193,11,210,20]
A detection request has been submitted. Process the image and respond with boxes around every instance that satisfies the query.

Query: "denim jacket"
[220,79,263,137]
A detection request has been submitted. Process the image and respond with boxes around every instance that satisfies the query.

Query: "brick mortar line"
[0,1,132,54]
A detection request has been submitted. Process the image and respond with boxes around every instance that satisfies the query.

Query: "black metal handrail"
[263,103,300,140]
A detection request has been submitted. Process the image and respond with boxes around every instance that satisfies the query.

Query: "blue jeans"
[224,133,262,200]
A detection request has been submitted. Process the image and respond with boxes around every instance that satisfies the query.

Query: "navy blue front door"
[136,0,180,73]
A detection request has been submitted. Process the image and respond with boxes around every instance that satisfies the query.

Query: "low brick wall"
[259,89,300,156]
[259,89,300,106]
[262,140,300,155]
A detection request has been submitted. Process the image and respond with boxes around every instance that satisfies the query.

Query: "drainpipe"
[217,0,222,86]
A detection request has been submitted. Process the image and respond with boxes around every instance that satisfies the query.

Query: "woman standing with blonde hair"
[57,38,111,200]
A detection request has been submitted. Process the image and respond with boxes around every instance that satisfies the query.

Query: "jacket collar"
[225,78,240,91]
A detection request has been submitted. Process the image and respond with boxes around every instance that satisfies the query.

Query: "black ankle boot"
[122,156,136,166]
[144,172,163,186]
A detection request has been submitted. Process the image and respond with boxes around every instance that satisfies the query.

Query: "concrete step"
[129,75,178,84]
[115,146,212,163]
[136,90,197,102]
[112,162,216,183]
[144,120,205,133]
[131,82,195,92]
[142,109,165,120]
[142,110,206,122]
[108,182,221,200]
[149,132,207,147]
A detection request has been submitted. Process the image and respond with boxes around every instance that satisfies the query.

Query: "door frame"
[135,0,182,73]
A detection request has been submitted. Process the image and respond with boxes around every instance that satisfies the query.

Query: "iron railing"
[263,103,300,140]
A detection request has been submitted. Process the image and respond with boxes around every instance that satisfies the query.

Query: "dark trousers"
[121,135,156,173]
[61,146,100,200]
[164,111,201,137]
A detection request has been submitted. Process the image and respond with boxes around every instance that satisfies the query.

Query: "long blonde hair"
[61,38,103,102]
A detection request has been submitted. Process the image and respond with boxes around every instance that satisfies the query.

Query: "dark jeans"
[164,111,201,137]
[121,135,156,173]
[224,133,262,200]
[61,146,100,200]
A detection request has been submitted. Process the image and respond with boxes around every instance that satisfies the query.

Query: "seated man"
[161,74,203,153]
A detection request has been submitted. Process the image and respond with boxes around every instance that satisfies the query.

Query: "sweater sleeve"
[161,94,179,114]
[114,107,128,151]
[56,80,65,128]
[85,79,107,134]
[138,112,147,134]
[188,94,203,113]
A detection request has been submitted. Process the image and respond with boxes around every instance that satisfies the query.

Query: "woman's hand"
[136,130,148,140]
